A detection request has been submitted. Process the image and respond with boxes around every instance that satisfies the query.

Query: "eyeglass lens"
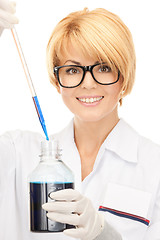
[58,64,118,87]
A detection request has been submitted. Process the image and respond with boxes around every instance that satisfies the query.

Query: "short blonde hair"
[46,8,136,105]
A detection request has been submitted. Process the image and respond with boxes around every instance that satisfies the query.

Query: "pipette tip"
[33,96,49,141]
[43,124,49,141]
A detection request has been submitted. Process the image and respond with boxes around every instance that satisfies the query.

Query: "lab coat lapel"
[104,119,138,163]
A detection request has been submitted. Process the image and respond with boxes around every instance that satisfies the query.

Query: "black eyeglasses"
[53,63,120,88]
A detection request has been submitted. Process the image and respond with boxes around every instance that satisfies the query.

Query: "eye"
[65,67,80,75]
[98,64,111,73]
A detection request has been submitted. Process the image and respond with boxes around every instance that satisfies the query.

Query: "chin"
[76,113,109,123]
[74,106,118,123]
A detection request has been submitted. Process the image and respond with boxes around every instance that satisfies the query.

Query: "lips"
[76,96,104,103]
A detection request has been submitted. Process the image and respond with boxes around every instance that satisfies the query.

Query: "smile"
[76,96,104,103]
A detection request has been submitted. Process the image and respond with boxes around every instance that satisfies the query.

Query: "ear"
[119,76,126,95]
[55,81,61,94]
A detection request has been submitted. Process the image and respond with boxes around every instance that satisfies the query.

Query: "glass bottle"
[28,140,75,232]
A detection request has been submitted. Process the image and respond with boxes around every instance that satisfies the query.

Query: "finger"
[64,227,85,238]
[10,2,16,9]
[47,212,80,226]
[0,19,11,28]
[0,0,16,14]
[0,8,19,25]
[42,201,77,214]
[50,189,82,201]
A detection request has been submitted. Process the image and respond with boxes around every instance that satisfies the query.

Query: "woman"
[0,1,160,240]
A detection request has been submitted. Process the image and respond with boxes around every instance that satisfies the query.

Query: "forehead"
[58,41,102,66]
[60,44,97,65]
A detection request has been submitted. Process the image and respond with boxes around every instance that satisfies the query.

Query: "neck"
[74,110,120,181]
[74,111,120,155]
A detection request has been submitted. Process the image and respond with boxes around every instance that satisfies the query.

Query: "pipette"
[11,27,49,141]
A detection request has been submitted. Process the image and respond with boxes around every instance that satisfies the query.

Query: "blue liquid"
[32,96,49,141]
[29,182,74,232]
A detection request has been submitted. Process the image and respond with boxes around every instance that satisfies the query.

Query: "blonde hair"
[46,8,136,105]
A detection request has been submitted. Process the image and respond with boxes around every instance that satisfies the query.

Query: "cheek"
[59,88,76,107]
[60,87,73,98]
[104,83,122,101]
[60,88,68,104]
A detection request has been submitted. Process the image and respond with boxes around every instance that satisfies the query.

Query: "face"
[56,44,122,124]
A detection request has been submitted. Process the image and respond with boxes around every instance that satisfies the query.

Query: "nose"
[80,71,97,89]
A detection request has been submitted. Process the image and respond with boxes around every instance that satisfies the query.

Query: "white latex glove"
[42,189,104,240]
[0,0,18,35]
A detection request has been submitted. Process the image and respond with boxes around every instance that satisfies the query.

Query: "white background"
[0,0,160,144]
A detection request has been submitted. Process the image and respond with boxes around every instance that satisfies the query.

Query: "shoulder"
[121,119,160,168]
[138,134,160,166]
[108,119,160,167]
[119,118,160,152]
[0,129,43,155]
[0,129,43,144]
[0,130,44,176]
[0,118,74,151]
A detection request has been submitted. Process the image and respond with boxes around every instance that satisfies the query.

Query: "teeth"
[78,97,103,103]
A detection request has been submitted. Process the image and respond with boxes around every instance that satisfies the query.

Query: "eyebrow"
[64,60,81,65]
[63,60,100,65]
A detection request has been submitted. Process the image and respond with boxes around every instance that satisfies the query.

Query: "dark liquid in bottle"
[29,182,74,232]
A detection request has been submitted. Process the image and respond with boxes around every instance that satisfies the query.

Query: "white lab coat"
[0,118,160,240]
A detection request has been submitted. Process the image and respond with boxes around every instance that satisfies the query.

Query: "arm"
[143,181,160,239]
[94,221,122,240]
[0,132,16,240]
[0,133,16,196]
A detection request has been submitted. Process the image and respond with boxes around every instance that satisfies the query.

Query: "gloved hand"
[42,189,104,240]
[0,0,18,35]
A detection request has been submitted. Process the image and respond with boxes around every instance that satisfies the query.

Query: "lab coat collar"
[104,119,139,163]
[54,118,139,166]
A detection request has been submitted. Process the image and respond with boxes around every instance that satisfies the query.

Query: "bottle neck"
[40,154,62,162]
[40,140,62,162]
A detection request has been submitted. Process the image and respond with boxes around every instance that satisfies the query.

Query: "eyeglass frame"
[53,63,120,88]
